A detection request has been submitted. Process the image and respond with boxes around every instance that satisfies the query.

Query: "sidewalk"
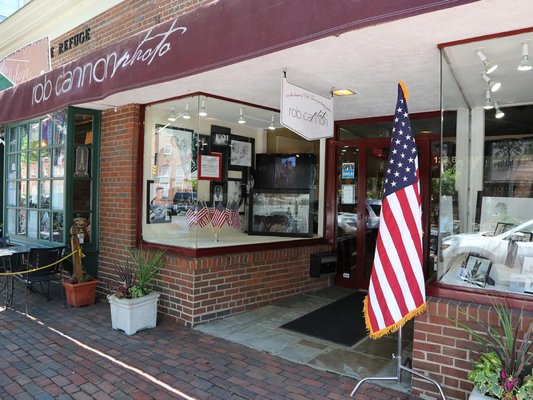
[0,282,417,399]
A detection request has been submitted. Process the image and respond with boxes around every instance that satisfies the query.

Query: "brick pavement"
[0,284,417,399]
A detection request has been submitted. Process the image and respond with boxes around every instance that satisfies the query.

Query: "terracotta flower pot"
[63,280,99,307]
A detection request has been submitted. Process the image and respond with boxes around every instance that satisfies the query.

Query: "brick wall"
[50,0,209,67]
[411,297,533,400]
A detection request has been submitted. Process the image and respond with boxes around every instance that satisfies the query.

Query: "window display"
[142,95,323,249]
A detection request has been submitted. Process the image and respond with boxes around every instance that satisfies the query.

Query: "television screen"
[255,153,316,189]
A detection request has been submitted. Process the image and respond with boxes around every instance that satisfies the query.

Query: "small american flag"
[364,83,426,339]
[227,202,241,229]
[196,203,209,227]
[211,203,227,228]
[185,205,196,227]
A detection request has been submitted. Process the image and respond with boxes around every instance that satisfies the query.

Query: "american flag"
[227,202,241,229]
[185,205,196,227]
[364,83,426,339]
[196,203,209,227]
[211,202,227,228]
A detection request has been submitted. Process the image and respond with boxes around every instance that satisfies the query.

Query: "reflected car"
[441,219,533,270]
[337,200,381,235]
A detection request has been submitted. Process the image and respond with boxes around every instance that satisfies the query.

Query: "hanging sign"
[0,37,51,86]
[280,76,333,140]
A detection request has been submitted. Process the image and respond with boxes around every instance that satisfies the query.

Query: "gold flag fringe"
[363,295,427,340]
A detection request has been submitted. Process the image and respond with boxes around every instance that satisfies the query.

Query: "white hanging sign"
[280,76,333,140]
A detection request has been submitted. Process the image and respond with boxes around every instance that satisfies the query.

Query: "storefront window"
[143,95,324,249]
[5,110,67,243]
[438,32,533,296]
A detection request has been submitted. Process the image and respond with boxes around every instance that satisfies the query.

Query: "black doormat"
[281,291,367,347]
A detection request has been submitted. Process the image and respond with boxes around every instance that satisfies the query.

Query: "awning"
[0,0,475,125]
[0,71,13,91]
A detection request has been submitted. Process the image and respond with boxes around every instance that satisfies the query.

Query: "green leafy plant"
[455,298,533,399]
[113,246,165,299]
[67,272,95,284]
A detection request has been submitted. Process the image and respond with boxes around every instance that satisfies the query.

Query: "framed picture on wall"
[230,139,253,167]
[210,181,227,208]
[248,189,312,237]
[198,152,222,180]
[146,180,172,224]
[227,179,245,213]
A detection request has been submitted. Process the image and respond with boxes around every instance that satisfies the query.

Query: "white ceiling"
[76,0,533,125]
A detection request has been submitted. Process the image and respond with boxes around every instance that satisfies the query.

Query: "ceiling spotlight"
[168,105,177,122]
[268,115,276,130]
[182,103,191,119]
[518,41,532,71]
[198,100,207,117]
[483,89,494,110]
[482,73,501,92]
[476,50,498,74]
[494,102,504,119]
[238,108,246,124]
[332,88,356,96]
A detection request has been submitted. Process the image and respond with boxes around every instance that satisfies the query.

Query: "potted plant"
[455,299,533,399]
[108,246,165,335]
[62,220,98,307]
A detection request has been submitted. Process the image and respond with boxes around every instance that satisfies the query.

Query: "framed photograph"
[227,180,245,213]
[146,180,171,224]
[210,182,227,207]
[198,152,222,180]
[155,124,194,178]
[464,254,492,288]
[230,140,253,167]
[211,125,231,147]
[248,189,313,237]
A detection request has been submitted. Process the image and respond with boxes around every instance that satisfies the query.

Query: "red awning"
[0,0,475,125]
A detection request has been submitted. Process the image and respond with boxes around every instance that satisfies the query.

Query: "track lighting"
[494,102,504,119]
[483,89,493,110]
[482,73,501,92]
[517,41,532,71]
[238,108,246,124]
[168,105,177,122]
[476,50,498,74]
[198,100,207,117]
[182,103,191,119]
[268,115,276,130]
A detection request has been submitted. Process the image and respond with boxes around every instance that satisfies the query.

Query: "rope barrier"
[0,248,84,276]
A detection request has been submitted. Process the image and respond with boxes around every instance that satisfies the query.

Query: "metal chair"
[17,246,65,313]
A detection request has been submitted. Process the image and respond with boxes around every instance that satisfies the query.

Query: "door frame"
[326,131,439,290]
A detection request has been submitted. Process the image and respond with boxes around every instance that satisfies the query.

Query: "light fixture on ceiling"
[494,102,505,119]
[476,49,498,74]
[483,89,494,110]
[268,115,276,130]
[482,73,501,92]
[517,41,532,71]
[182,103,191,119]
[198,100,207,117]
[332,88,356,96]
[168,105,177,122]
[238,108,246,124]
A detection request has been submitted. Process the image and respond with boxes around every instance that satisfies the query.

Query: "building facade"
[1,1,533,399]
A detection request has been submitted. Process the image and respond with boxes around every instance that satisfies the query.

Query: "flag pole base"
[349,326,446,400]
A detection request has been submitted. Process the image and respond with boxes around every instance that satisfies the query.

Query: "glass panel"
[28,180,38,208]
[337,145,358,278]
[17,210,26,235]
[29,122,39,149]
[39,211,51,240]
[19,181,27,206]
[28,210,38,239]
[29,150,39,178]
[41,148,50,177]
[19,124,28,151]
[42,117,52,147]
[7,209,16,234]
[40,180,51,209]
[8,126,17,152]
[19,152,28,179]
[7,181,16,206]
[52,213,64,243]
[52,180,64,209]
[142,95,323,248]
[438,34,533,296]
[73,180,91,211]
[7,154,17,179]
[53,147,65,177]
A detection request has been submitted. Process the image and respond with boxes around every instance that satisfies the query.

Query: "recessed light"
[332,89,356,96]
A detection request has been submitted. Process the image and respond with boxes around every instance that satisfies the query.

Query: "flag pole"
[349,326,447,399]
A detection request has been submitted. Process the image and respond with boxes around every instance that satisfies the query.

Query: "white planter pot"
[108,291,160,335]
[469,387,495,400]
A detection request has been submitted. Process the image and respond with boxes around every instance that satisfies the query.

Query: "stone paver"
[0,282,416,399]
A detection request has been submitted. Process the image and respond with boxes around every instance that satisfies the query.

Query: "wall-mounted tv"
[254,153,316,190]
